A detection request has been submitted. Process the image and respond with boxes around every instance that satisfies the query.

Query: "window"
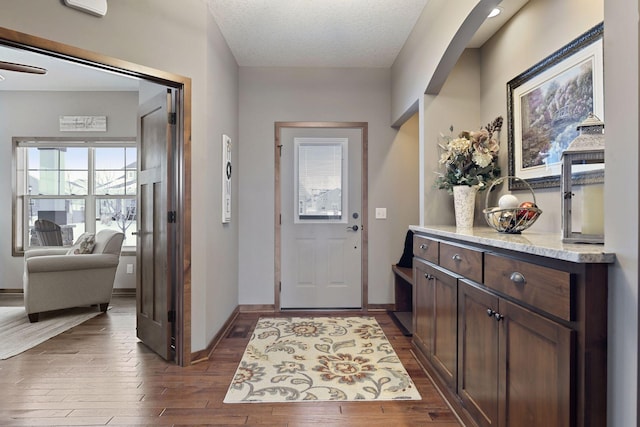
[13,138,137,254]
[294,137,347,223]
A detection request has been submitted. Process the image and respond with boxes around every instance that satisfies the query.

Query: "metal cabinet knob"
[425,274,435,280]
[452,254,462,262]
[419,243,428,250]
[486,308,495,317]
[494,313,504,321]
[510,272,526,285]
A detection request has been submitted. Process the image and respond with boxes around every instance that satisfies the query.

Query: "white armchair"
[23,229,125,322]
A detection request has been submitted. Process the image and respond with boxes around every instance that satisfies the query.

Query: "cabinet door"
[431,264,458,389]
[413,259,434,357]
[499,300,572,427]
[458,281,499,427]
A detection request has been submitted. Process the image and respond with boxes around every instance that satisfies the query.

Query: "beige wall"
[391,0,499,126]
[237,67,418,306]
[480,0,603,233]
[378,113,420,301]
[603,0,639,425]
[392,0,636,423]
[422,49,482,226]
[0,0,240,352]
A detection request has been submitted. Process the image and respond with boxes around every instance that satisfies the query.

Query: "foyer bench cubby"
[389,264,413,335]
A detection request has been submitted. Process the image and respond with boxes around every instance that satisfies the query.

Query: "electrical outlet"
[375,208,387,219]
[126,264,134,274]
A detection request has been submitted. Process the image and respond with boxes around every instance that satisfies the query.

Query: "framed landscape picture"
[507,23,604,189]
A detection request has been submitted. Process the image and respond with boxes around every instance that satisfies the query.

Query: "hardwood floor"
[0,295,461,426]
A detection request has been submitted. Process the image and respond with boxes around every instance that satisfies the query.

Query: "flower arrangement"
[434,116,503,193]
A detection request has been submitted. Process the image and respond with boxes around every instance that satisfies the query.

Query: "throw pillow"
[66,232,96,255]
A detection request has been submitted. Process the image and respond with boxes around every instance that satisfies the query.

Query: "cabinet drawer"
[439,242,483,283]
[414,235,438,263]
[484,253,572,321]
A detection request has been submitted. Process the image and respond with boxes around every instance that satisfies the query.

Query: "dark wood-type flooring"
[0,295,462,426]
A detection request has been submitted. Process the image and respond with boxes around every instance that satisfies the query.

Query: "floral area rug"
[223,316,422,403]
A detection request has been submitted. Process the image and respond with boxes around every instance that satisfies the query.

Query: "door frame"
[0,27,192,365]
[274,121,368,311]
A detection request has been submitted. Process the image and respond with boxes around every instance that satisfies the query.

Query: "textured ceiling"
[206,0,429,68]
[0,1,528,90]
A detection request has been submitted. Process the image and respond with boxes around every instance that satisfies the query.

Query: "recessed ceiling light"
[488,7,502,18]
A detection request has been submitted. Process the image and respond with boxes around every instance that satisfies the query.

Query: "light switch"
[375,208,387,219]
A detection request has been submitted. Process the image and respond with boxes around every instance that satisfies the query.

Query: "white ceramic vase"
[452,185,478,229]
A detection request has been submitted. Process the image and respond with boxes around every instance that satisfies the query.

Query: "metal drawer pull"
[419,243,428,250]
[510,272,526,285]
[487,308,504,321]
[452,254,462,262]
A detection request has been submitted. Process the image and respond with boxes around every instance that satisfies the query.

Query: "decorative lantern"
[561,114,605,244]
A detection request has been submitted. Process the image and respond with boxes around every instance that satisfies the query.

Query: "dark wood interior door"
[136,90,173,361]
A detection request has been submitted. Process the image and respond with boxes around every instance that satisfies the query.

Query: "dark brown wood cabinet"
[414,258,459,389]
[411,228,611,427]
[413,259,433,357]
[457,280,499,427]
[458,279,572,427]
[498,295,572,427]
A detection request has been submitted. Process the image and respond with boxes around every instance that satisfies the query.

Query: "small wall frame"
[222,134,232,223]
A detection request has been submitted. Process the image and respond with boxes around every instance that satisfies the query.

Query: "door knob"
[347,225,359,231]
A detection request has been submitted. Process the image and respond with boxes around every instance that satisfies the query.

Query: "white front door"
[280,127,363,309]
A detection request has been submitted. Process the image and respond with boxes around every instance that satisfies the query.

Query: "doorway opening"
[0,28,192,365]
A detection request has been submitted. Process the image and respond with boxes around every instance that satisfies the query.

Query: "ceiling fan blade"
[0,61,47,74]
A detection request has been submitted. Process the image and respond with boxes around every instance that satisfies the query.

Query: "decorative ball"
[499,211,516,231]
[517,201,538,220]
[498,194,519,209]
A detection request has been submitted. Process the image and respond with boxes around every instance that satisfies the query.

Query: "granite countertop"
[409,225,615,264]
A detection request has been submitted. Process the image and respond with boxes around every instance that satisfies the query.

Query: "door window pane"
[295,138,347,222]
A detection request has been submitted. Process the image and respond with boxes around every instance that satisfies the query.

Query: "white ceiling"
[206,0,528,68]
[206,0,429,68]
[0,0,527,90]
